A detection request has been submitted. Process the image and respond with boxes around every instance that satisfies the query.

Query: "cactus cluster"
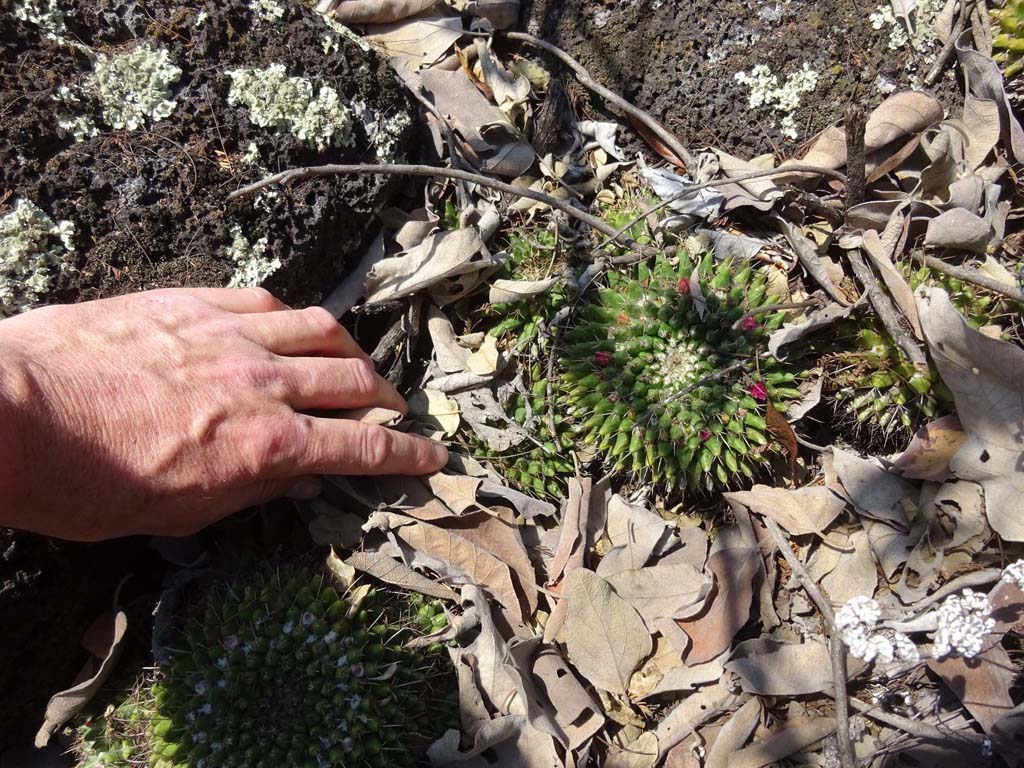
[74,568,456,768]
[826,264,1014,439]
[486,229,566,351]
[559,252,801,490]
[474,368,576,498]
[993,0,1024,79]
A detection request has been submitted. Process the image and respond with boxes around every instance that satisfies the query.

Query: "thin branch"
[910,249,1024,303]
[848,697,987,752]
[762,517,855,768]
[848,248,929,368]
[228,163,656,260]
[591,165,850,259]
[488,30,698,171]
[410,86,475,210]
[924,0,973,87]
[844,104,866,209]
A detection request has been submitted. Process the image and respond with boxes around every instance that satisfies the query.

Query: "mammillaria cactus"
[993,0,1024,79]
[74,567,455,768]
[559,251,801,490]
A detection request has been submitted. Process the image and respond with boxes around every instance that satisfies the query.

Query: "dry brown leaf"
[465,335,501,376]
[563,568,653,695]
[327,0,438,23]
[705,698,761,768]
[489,277,559,305]
[724,485,845,537]
[918,286,1024,540]
[427,714,560,768]
[423,472,483,515]
[652,681,743,758]
[365,512,523,618]
[830,447,913,529]
[731,717,836,768]
[725,637,832,696]
[427,304,471,374]
[676,526,762,664]
[928,644,1015,734]
[543,479,591,642]
[35,610,128,747]
[606,563,711,630]
[516,642,604,750]
[325,546,357,588]
[820,528,878,606]
[892,414,967,481]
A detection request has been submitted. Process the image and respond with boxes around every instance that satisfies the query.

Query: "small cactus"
[74,567,456,768]
[993,0,1024,79]
[558,251,801,491]
[486,229,566,351]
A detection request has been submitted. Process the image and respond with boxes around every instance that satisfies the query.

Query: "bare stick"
[924,0,972,86]
[848,697,987,752]
[488,30,698,171]
[910,250,1024,303]
[848,249,929,367]
[228,163,656,260]
[591,164,850,259]
[762,517,856,768]
[844,104,866,209]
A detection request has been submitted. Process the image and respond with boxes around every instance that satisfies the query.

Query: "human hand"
[0,287,448,541]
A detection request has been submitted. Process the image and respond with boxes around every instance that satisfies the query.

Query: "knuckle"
[247,287,282,312]
[244,419,297,476]
[346,357,379,398]
[358,426,392,471]
[303,306,341,339]
[231,358,291,399]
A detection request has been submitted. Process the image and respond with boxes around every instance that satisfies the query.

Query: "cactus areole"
[559,252,801,490]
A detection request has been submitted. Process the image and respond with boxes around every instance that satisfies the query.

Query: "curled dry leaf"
[409,388,461,436]
[605,563,712,630]
[35,610,129,747]
[917,287,1024,540]
[563,568,653,695]
[466,335,501,376]
[489,277,559,304]
[730,717,837,768]
[427,304,472,374]
[892,414,966,481]
[705,698,761,768]
[428,714,561,768]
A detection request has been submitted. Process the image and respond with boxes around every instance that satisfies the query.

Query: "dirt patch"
[524,0,960,159]
[1,0,416,311]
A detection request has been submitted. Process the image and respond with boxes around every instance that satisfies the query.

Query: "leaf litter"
[41,0,1024,764]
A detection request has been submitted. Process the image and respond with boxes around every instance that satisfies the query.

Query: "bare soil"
[524,0,960,159]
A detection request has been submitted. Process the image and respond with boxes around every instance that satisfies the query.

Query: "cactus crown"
[75,568,455,768]
[559,251,801,490]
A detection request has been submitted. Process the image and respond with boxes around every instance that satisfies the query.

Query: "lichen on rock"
[88,43,182,131]
[227,63,355,151]
[0,198,75,316]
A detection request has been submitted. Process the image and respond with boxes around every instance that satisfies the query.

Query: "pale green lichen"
[0,199,75,315]
[225,226,280,288]
[320,15,373,52]
[12,0,66,36]
[89,43,182,131]
[52,85,100,142]
[226,64,354,151]
[869,0,943,85]
[371,111,411,161]
[734,62,819,139]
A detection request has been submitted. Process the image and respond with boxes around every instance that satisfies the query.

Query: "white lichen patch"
[869,0,943,85]
[12,0,66,37]
[371,110,411,161]
[250,0,285,24]
[227,64,355,151]
[319,16,372,53]
[0,198,75,315]
[734,62,819,139]
[225,226,280,288]
[52,85,99,142]
[91,44,182,130]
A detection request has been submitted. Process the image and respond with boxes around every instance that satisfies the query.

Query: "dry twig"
[910,250,1024,303]
[228,163,656,260]
[848,248,929,367]
[762,517,856,768]
[848,697,987,752]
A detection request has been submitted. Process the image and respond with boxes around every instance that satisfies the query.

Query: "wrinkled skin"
[0,287,447,541]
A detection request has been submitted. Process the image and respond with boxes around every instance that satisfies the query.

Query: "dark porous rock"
[1,0,416,311]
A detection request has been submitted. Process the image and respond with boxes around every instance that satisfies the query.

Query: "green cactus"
[486,229,566,351]
[73,567,456,768]
[558,251,801,491]
[827,263,1017,440]
[470,365,576,499]
[993,0,1024,79]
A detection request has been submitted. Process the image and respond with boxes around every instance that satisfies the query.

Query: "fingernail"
[432,442,450,465]
[286,477,323,499]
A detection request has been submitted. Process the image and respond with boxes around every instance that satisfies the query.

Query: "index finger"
[292,416,448,476]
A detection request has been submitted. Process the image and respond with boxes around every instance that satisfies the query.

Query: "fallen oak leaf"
[891,414,967,481]
[345,549,457,600]
[765,402,798,480]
